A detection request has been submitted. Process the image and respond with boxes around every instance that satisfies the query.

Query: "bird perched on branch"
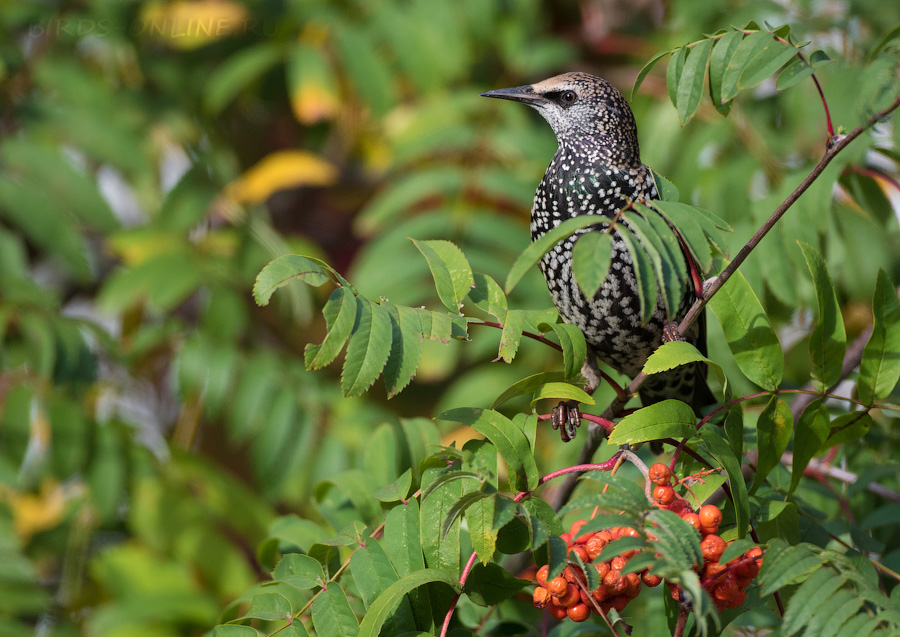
[481,72,714,441]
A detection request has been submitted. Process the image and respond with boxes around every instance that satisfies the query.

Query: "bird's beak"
[480,85,546,105]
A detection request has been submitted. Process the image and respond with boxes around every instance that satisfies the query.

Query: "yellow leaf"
[292,81,340,124]
[225,150,337,205]
[138,0,249,50]
[5,480,68,543]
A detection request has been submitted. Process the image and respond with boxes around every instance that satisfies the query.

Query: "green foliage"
[1,2,900,637]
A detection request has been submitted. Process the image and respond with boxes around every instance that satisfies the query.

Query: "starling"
[481,72,714,441]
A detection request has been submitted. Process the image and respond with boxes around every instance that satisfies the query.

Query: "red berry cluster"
[530,463,764,620]
[649,463,763,612]
[531,521,663,621]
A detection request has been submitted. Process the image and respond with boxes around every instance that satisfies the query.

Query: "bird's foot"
[550,400,581,442]
[662,322,684,343]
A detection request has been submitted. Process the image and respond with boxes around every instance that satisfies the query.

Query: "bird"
[481,72,715,442]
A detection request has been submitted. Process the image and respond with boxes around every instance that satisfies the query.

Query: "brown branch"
[551,91,900,512]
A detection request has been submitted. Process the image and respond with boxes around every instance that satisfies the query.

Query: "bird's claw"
[551,400,581,442]
[662,322,684,343]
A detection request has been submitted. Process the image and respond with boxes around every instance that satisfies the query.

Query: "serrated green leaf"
[776,54,824,90]
[350,542,417,635]
[759,541,822,597]
[411,239,474,313]
[420,469,464,579]
[541,322,588,381]
[750,396,792,494]
[467,272,508,322]
[547,535,569,580]
[608,399,696,446]
[497,309,525,363]
[625,209,684,319]
[505,215,606,293]
[799,242,846,390]
[647,508,703,569]
[383,499,432,630]
[491,372,568,409]
[650,169,680,201]
[643,340,709,375]
[738,37,799,89]
[858,270,900,404]
[243,591,292,621]
[358,570,457,637]
[438,409,539,492]
[781,566,844,636]
[698,428,749,538]
[273,554,326,590]
[721,31,771,102]
[341,300,393,396]
[666,45,687,108]
[708,269,784,390]
[383,304,423,397]
[529,382,594,411]
[465,492,497,564]
[803,589,861,637]
[571,231,613,299]
[306,287,359,370]
[311,584,359,636]
[632,49,673,100]
[617,226,658,325]
[676,38,713,125]
[709,30,743,115]
[789,400,831,495]
[254,255,334,305]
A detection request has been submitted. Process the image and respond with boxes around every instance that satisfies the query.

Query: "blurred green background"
[1,0,899,635]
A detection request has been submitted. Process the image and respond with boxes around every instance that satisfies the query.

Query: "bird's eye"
[561,90,577,104]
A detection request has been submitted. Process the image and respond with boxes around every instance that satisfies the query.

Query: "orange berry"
[567,602,590,622]
[700,523,719,537]
[642,570,662,587]
[700,534,726,563]
[610,555,628,571]
[533,586,551,608]
[623,526,640,538]
[569,545,589,563]
[547,576,567,596]
[723,587,746,608]
[603,570,627,595]
[585,533,608,560]
[560,583,581,607]
[592,583,609,602]
[536,564,549,587]
[595,560,610,578]
[610,594,630,611]
[734,574,754,589]
[624,572,642,598]
[735,559,760,579]
[703,561,725,582]
[653,485,676,506]
[547,602,567,619]
[713,577,738,601]
[668,499,689,516]
[649,462,673,486]
[698,505,722,528]
[560,533,573,547]
[682,512,702,531]
[669,583,682,601]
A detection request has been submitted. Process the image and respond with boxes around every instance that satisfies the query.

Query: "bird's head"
[481,72,640,166]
